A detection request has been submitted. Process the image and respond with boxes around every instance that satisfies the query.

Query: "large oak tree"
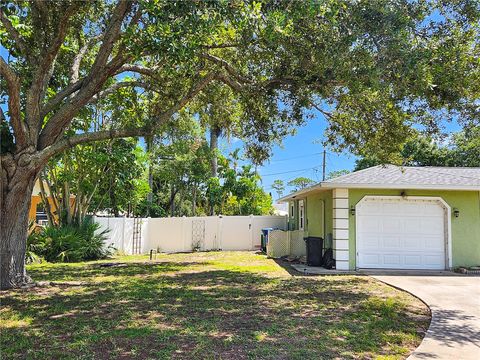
[1,0,478,289]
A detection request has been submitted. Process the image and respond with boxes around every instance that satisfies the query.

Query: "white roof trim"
[321,182,480,191]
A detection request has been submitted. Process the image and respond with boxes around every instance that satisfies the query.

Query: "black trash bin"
[304,236,324,266]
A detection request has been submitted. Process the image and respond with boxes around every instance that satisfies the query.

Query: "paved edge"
[369,276,433,360]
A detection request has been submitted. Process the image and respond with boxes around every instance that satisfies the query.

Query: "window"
[299,200,305,230]
[290,203,294,218]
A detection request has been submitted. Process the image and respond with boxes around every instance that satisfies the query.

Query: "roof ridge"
[323,164,386,183]
[403,166,480,169]
[409,167,480,181]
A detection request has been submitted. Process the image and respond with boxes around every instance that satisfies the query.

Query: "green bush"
[26,220,113,263]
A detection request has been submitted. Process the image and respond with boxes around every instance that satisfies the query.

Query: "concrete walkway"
[373,275,480,360]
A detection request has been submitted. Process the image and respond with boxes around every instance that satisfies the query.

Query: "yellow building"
[30,180,75,223]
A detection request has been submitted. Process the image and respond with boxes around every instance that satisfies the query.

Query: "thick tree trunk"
[192,184,197,216]
[209,126,221,178]
[1,168,36,290]
[169,184,177,217]
[209,126,221,216]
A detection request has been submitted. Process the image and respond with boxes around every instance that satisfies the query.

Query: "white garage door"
[357,197,446,270]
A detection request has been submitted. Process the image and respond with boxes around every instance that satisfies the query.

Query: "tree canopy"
[1,0,479,289]
[355,127,480,170]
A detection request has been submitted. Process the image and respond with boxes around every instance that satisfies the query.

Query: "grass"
[0,251,430,359]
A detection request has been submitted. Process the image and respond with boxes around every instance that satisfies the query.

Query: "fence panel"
[95,217,127,253]
[147,217,184,253]
[266,230,289,258]
[220,216,252,250]
[95,215,287,254]
[289,230,307,257]
[252,216,288,250]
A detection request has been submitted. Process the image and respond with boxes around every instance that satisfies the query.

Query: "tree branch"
[116,64,160,78]
[40,79,85,119]
[153,71,218,124]
[26,2,80,139]
[0,8,28,56]
[214,72,244,92]
[38,72,218,162]
[0,56,27,147]
[310,101,333,119]
[90,80,158,102]
[38,1,134,150]
[87,1,133,80]
[70,34,102,83]
[38,127,151,162]
[201,53,252,84]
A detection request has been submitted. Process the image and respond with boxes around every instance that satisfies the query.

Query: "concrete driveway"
[373,275,480,360]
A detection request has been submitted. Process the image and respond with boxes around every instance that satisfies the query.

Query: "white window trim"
[354,195,452,270]
[298,199,305,231]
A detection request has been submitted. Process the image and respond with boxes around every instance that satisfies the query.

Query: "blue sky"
[218,110,356,199]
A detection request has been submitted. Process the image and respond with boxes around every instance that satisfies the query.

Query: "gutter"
[279,182,480,202]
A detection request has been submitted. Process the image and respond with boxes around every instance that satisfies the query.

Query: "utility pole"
[322,150,326,181]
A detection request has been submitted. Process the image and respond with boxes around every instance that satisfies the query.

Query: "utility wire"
[260,164,323,177]
[270,152,322,162]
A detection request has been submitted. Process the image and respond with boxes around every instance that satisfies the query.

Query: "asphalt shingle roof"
[323,165,480,188]
[279,165,480,202]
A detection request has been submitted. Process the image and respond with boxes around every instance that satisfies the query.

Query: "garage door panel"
[403,236,425,250]
[404,219,421,233]
[358,216,381,230]
[404,255,422,266]
[357,198,446,270]
[382,219,402,233]
[421,218,444,234]
[383,203,402,215]
[383,236,401,249]
[424,236,445,250]
[404,203,425,216]
[360,254,380,266]
[383,254,401,266]
[424,255,444,267]
[361,236,380,248]
[424,204,445,216]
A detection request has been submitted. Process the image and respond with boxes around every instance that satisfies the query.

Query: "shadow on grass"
[1,259,429,360]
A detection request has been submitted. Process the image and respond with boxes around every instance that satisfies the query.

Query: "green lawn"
[0,252,429,359]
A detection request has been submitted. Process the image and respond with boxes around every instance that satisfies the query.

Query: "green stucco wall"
[288,190,334,238]
[349,189,480,269]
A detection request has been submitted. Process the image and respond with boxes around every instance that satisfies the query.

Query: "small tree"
[326,170,350,180]
[271,180,285,200]
[287,177,316,191]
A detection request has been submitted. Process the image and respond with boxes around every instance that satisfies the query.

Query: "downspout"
[320,199,326,244]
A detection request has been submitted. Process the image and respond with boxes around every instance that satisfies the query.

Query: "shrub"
[26,221,47,264]
[26,219,113,263]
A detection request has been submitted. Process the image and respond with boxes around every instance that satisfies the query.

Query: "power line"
[260,164,323,177]
[270,152,322,162]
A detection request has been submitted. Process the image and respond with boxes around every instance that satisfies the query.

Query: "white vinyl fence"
[95,215,288,255]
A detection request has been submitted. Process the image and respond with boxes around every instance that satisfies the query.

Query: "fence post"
[287,230,291,255]
[182,216,189,252]
[249,214,254,250]
[217,215,223,250]
[121,216,126,254]
[141,217,149,254]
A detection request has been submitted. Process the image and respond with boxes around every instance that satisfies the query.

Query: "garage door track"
[373,275,480,360]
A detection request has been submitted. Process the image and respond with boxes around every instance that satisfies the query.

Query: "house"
[279,165,480,270]
[30,179,75,224]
